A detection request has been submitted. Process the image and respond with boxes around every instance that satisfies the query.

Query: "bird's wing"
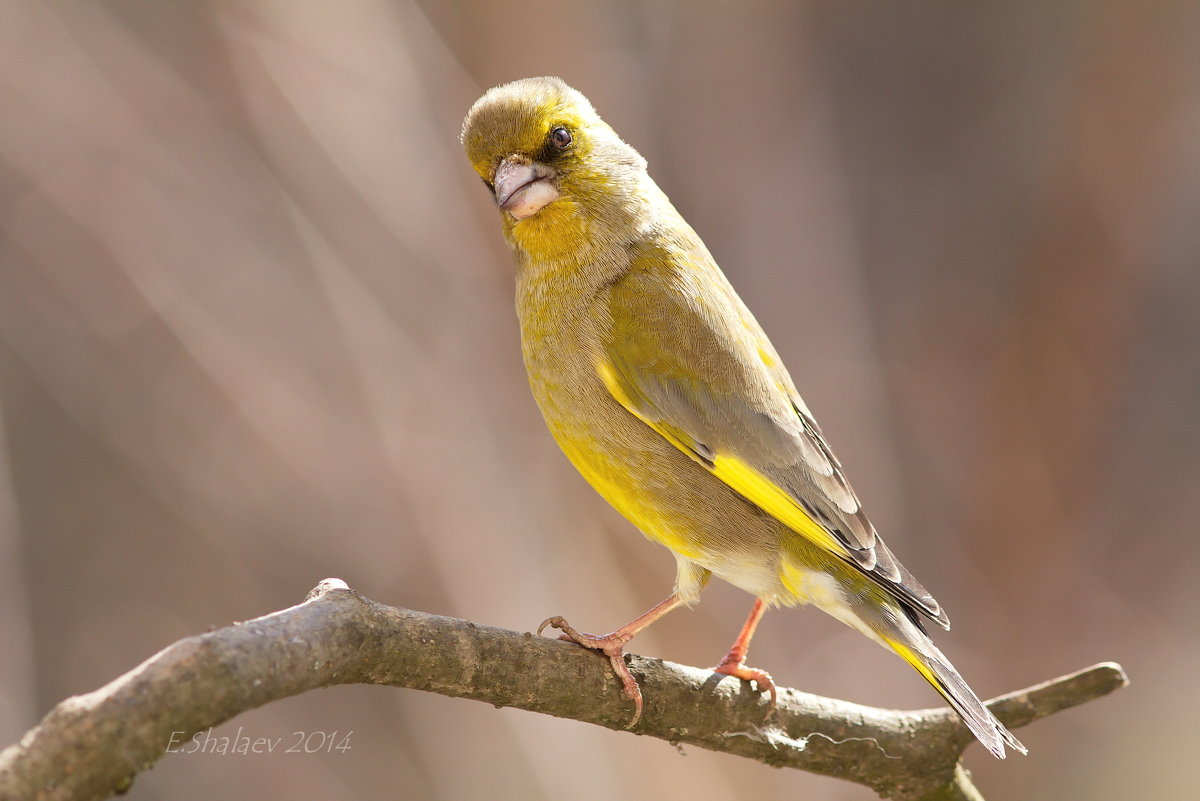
[601,257,948,628]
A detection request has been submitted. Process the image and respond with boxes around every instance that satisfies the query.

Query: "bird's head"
[462,77,650,257]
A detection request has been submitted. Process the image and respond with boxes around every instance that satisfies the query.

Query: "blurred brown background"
[1,1,1196,799]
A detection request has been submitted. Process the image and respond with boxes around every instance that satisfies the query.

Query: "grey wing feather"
[606,266,950,629]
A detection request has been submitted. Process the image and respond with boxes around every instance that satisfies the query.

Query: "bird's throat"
[504,198,594,262]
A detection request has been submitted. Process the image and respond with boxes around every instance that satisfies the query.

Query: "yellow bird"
[461,76,1024,758]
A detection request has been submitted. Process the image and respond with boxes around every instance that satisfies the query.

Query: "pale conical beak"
[493,158,559,220]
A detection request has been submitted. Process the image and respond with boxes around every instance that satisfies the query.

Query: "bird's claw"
[711,654,779,715]
[536,616,644,728]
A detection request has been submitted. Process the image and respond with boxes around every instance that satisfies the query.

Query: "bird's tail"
[873,609,1026,759]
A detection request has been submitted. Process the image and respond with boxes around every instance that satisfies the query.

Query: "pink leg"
[710,597,778,707]
[538,593,685,728]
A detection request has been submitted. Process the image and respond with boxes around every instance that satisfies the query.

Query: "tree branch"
[0,579,1128,801]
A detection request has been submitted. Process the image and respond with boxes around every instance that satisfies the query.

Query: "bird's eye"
[550,127,572,149]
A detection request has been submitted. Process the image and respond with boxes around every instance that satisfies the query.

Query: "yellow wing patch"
[598,361,637,412]
[710,455,845,555]
[599,361,847,560]
[598,362,697,458]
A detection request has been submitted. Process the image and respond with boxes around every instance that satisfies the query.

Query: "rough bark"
[0,579,1128,801]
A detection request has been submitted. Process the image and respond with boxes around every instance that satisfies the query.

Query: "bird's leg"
[711,597,778,708]
[538,592,685,728]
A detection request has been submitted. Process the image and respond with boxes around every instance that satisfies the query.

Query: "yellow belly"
[555,433,707,561]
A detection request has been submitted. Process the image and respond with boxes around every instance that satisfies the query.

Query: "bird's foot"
[711,651,778,711]
[537,615,643,728]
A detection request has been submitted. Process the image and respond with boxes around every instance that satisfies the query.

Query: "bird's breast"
[514,269,787,597]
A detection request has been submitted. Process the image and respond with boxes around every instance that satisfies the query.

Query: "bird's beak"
[493,157,559,220]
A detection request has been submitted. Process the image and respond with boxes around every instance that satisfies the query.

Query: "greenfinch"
[462,76,1024,759]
